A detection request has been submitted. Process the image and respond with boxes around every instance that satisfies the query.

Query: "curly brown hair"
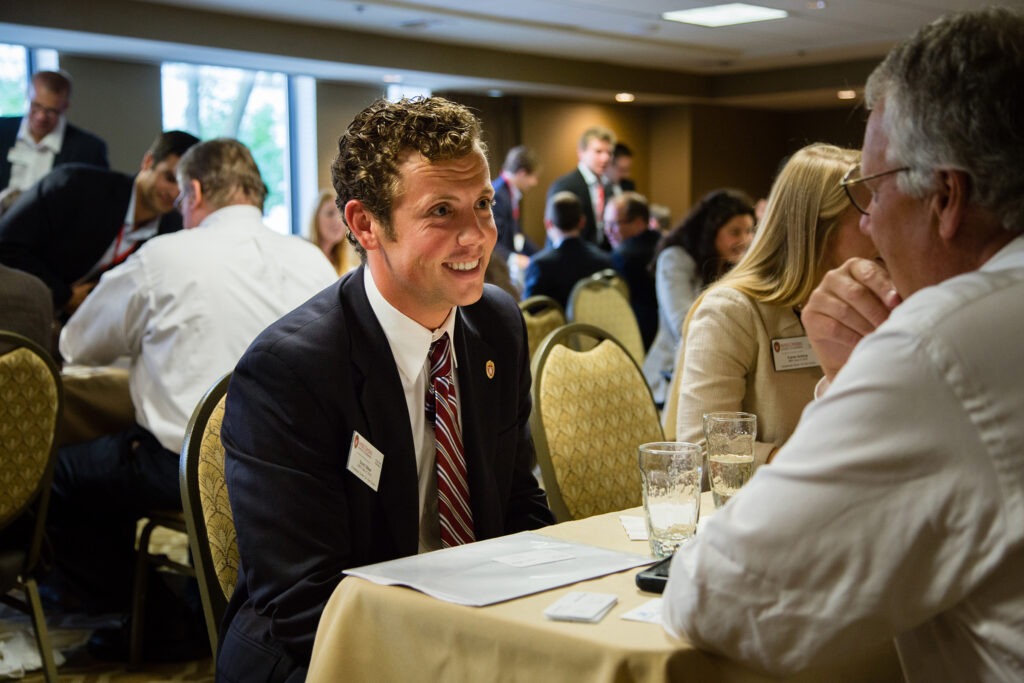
[332,97,486,252]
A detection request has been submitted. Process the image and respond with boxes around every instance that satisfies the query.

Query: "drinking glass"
[637,442,703,558]
[703,412,757,508]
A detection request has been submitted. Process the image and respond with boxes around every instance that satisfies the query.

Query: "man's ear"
[345,200,379,251]
[932,169,969,242]
[139,151,155,173]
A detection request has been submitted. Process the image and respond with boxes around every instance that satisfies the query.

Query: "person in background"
[523,190,613,310]
[671,144,875,467]
[0,70,108,192]
[643,189,755,407]
[219,97,553,681]
[51,138,337,660]
[0,130,199,314]
[546,126,616,249]
[606,191,658,348]
[492,145,540,261]
[609,142,636,194]
[663,9,1024,681]
[0,262,52,352]
[308,188,359,276]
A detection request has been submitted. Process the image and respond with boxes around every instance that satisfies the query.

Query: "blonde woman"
[308,188,359,275]
[668,143,877,466]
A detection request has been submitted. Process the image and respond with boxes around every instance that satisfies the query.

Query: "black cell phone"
[635,555,673,593]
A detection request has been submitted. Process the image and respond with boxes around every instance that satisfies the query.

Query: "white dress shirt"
[5,116,65,191]
[363,267,459,553]
[663,236,1024,682]
[60,204,337,453]
[577,162,606,234]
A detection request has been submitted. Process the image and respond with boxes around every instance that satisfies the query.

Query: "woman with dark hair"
[642,189,756,405]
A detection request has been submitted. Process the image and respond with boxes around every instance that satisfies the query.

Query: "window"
[161,63,292,234]
[0,43,28,116]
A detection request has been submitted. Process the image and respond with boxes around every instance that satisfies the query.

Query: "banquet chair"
[566,274,645,366]
[179,372,236,656]
[529,323,663,522]
[518,295,566,360]
[0,331,62,683]
[591,268,630,301]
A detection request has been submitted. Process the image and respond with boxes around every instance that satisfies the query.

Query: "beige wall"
[59,54,163,175]
[314,82,384,192]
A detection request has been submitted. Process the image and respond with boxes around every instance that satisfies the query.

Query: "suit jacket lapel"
[453,307,500,537]
[344,270,420,555]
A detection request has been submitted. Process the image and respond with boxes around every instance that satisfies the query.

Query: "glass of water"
[637,442,703,558]
[703,412,757,508]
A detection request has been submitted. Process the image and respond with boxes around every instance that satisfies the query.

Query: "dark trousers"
[46,424,180,613]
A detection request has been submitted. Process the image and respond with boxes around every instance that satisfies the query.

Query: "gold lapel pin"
[485,360,495,379]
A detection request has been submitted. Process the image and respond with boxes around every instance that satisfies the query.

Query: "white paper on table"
[621,598,663,624]
[619,515,648,540]
[344,531,653,606]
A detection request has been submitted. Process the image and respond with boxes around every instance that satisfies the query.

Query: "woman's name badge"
[771,336,820,371]
[347,431,384,492]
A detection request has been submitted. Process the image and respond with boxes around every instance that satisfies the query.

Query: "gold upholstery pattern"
[0,347,59,523]
[531,324,663,521]
[566,279,645,366]
[519,296,566,360]
[198,394,238,599]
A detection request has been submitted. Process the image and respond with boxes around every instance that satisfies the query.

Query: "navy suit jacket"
[218,269,554,682]
[492,175,537,258]
[546,168,612,249]
[523,236,614,311]
[612,229,660,350]
[0,116,108,190]
[0,163,181,308]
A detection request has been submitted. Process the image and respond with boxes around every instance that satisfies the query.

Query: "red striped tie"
[428,334,475,547]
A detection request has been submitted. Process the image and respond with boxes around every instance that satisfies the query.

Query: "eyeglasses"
[173,193,186,212]
[840,163,910,215]
[29,101,63,119]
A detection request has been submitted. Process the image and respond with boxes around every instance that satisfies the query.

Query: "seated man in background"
[606,191,658,349]
[0,130,198,315]
[662,8,1024,681]
[51,138,337,659]
[523,190,613,310]
[0,70,108,192]
[219,97,553,682]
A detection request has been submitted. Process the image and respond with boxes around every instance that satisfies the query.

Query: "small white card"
[544,591,618,623]
[494,548,574,568]
[346,431,384,492]
[619,515,648,541]
[620,598,663,624]
[771,336,820,371]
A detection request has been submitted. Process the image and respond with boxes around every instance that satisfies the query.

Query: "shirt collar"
[500,171,521,204]
[16,115,65,154]
[363,267,458,385]
[981,234,1024,272]
[577,163,602,187]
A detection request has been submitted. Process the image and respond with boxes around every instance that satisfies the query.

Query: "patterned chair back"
[530,323,663,522]
[518,295,566,360]
[566,276,645,366]
[0,331,62,682]
[179,372,236,655]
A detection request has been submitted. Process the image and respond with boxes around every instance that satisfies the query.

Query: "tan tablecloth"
[306,500,902,682]
[58,365,134,446]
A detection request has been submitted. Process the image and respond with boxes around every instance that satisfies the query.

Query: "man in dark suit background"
[0,70,108,192]
[545,125,616,249]
[492,144,540,260]
[523,190,614,310]
[218,97,554,682]
[0,130,199,314]
[606,192,659,349]
[609,142,637,194]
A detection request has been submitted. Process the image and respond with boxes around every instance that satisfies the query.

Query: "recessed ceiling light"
[663,3,788,27]
[615,92,636,103]
[837,89,857,100]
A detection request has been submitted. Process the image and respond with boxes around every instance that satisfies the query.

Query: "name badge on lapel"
[771,336,820,371]
[346,431,384,492]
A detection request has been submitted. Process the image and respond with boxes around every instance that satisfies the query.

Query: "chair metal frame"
[0,331,63,683]
[179,372,233,656]
[529,323,662,522]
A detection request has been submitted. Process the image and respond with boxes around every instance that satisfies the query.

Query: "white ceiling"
[133,0,1000,73]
